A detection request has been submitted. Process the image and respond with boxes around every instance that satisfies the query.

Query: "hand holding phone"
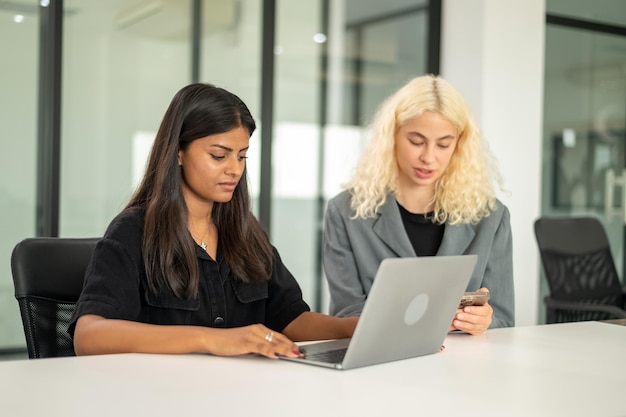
[458,291,490,309]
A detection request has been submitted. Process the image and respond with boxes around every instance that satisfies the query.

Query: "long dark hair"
[126,83,274,299]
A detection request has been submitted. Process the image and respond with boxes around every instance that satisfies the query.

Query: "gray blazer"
[323,191,515,328]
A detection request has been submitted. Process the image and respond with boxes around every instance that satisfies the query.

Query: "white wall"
[441,0,546,326]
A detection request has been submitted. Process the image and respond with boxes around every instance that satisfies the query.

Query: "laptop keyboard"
[302,347,347,364]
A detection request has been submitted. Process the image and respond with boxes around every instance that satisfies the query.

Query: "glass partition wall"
[270,0,431,311]
[61,0,192,237]
[540,0,626,322]
[0,0,437,354]
[0,1,39,353]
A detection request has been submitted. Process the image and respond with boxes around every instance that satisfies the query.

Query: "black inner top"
[397,201,445,256]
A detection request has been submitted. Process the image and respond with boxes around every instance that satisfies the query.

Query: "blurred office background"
[0,0,624,357]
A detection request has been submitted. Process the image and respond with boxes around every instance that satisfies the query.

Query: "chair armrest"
[544,296,626,319]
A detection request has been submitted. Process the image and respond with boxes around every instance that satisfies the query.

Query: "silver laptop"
[280,255,478,370]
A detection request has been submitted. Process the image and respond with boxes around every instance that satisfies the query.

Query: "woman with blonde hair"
[323,74,514,334]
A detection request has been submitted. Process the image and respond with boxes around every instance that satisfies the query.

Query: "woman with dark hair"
[70,84,357,358]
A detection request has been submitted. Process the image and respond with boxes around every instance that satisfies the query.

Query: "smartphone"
[458,291,490,309]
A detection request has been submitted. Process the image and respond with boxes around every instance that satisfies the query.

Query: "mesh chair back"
[11,237,99,358]
[534,217,624,322]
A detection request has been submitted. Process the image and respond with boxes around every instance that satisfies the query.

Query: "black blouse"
[397,201,445,256]
[68,208,310,337]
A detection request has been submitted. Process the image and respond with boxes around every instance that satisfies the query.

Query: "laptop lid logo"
[404,293,429,325]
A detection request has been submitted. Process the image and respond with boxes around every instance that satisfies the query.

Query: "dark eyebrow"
[407,132,455,141]
[210,144,249,152]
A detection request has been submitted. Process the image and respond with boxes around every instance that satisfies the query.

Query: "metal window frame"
[36,0,63,237]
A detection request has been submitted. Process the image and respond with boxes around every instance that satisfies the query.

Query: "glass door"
[541,2,626,322]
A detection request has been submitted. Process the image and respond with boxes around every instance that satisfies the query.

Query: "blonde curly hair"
[347,74,503,225]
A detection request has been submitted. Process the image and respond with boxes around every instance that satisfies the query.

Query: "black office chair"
[10,237,99,359]
[534,217,626,324]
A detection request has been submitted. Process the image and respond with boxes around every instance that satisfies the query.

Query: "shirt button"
[213,316,225,326]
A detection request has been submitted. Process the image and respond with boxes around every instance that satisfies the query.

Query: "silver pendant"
[200,241,207,251]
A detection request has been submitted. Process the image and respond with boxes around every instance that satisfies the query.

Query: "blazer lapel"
[437,222,475,256]
[372,194,416,257]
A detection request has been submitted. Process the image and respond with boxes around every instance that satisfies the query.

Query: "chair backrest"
[11,237,99,359]
[534,217,623,319]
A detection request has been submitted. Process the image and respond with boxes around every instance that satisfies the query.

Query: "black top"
[397,201,445,256]
[68,208,310,337]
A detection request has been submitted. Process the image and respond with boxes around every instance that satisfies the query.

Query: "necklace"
[189,218,211,251]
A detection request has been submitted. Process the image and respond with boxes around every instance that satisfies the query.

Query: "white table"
[1,321,625,417]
